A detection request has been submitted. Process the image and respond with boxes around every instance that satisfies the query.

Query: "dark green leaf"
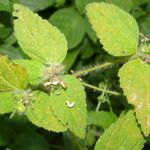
[49,7,85,49]
[12,0,55,11]
[10,132,50,150]
[88,111,117,129]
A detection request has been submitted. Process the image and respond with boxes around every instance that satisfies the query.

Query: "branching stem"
[82,82,120,96]
[96,84,107,111]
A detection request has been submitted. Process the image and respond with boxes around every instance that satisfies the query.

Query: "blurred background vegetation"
[0,0,150,150]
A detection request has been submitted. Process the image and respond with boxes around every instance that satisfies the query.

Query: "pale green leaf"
[13,4,67,64]
[88,111,117,129]
[26,91,67,132]
[94,111,145,150]
[0,92,15,115]
[119,59,150,136]
[0,56,28,92]
[14,59,45,85]
[86,2,139,56]
[50,75,87,138]
[49,8,85,49]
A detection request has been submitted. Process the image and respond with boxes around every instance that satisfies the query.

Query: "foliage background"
[0,0,150,150]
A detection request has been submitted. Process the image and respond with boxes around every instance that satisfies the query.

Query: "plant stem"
[74,62,112,77]
[96,84,107,111]
[73,58,127,77]
[82,82,120,96]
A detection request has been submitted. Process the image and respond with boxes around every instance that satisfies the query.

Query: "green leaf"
[12,0,55,11]
[75,0,133,14]
[63,131,79,150]
[49,7,85,49]
[141,16,150,35]
[119,59,150,136]
[4,32,17,45]
[63,48,80,71]
[112,0,133,12]
[80,41,95,59]
[0,26,12,41]
[0,44,25,60]
[88,111,117,129]
[84,16,97,43]
[26,91,66,132]
[0,116,15,146]
[0,92,15,115]
[94,111,145,150]
[131,7,146,19]
[50,75,87,138]
[86,2,139,56]
[55,0,65,7]
[13,4,67,64]
[75,0,102,14]
[0,56,28,92]
[0,0,11,12]
[132,0,149,7]
[9,132,50,150]
[14,59,45,85]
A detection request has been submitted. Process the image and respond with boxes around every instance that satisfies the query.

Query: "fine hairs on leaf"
[0,1,150,149]
[119,58,150,136]
[12,3,87,138]
[13,3,68,64]
[94,111,145,150]
[86,2,139,56]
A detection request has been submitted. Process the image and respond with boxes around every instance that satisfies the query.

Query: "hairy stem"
[74,62,112,77]
[82,82,120,96]
[73,58,127,77]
